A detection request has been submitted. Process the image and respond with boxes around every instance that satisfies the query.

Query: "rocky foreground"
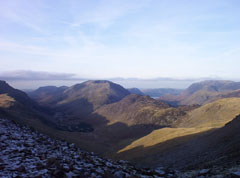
[0,117,174,178]
[0,117,240,178]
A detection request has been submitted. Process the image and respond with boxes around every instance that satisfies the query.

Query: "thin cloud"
[0,70,81,81]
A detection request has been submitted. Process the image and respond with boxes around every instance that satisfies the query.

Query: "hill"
[2,80,240,175]
[95,94,196,127]
[29,80,130,112]
[115,97,240,168]
[174,97,240,128]
[0,80,58,131]
[0,80,38,109]
[28,80,131,131]
[28,86,68,106]
[60,80,130,110]
[149,113,240,170]
[160,80,240,105]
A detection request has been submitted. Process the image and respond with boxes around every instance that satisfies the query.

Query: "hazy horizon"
[6,78,197,90]
[2,70,239,90]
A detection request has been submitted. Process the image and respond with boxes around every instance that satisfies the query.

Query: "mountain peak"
[64,80,130,109]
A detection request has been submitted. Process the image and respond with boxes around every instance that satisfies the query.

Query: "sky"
[1,0,240,88]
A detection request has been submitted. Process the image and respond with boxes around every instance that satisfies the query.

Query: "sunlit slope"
[175,97,240,128]
[0,94,15,108]
[117,127,211,154]
[115,97,240,166]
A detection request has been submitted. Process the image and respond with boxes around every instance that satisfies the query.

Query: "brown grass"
[118,127,212,154]
[0,94,15,108]
[176,98,240,128]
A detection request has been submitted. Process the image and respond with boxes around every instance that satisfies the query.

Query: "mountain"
[115,97,240,168]
[28,86,68,106]
[128,88,145,95]
[174,97,240,128]
[151,113,240,170]
[60,80,130,110]
[0,80,38,109]
[160,80,240,105]
[28,80,131,131]
[0,80,44,118]
[0,80,56,130]
[26,81,201,161]
[95,94,196,127]
[4,79,240,174]
[142,88,183,98]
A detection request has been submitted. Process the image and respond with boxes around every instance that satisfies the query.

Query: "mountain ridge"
[160,80,240,105]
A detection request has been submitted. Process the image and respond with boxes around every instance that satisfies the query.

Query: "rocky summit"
[0,117,177,178]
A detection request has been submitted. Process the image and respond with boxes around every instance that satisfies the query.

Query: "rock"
[47,157,57,167]
[0,164,5,170]
[52,169,66,177]
[106,162,113,168]
[199,169,210,175]
[155,168,166,176]
[17,165,26,173]
[232,171,240,178]
[114,171,124,177]
[36,162,45,170]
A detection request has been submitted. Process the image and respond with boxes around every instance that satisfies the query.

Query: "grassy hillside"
[0,94,15,108]
[117,127,212,155]
[175,98,240,128]
[113,97,240,167]
[95,94,197,127]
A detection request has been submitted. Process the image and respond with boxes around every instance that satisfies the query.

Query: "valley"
[1,79,240,177]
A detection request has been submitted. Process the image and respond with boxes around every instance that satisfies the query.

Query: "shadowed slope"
[28,80,131,128]
[28,86,68,106]
[95,94,197,127]
[0,80,38,109]
[148,114,240,169]
[0,80,55,128]
[114,97,240,167]
[128,88,145,95]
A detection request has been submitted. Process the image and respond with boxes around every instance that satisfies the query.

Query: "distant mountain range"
[1,79,240,171]
[160,80,240,105]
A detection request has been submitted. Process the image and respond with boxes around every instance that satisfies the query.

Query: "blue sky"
[1,0,240,81]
